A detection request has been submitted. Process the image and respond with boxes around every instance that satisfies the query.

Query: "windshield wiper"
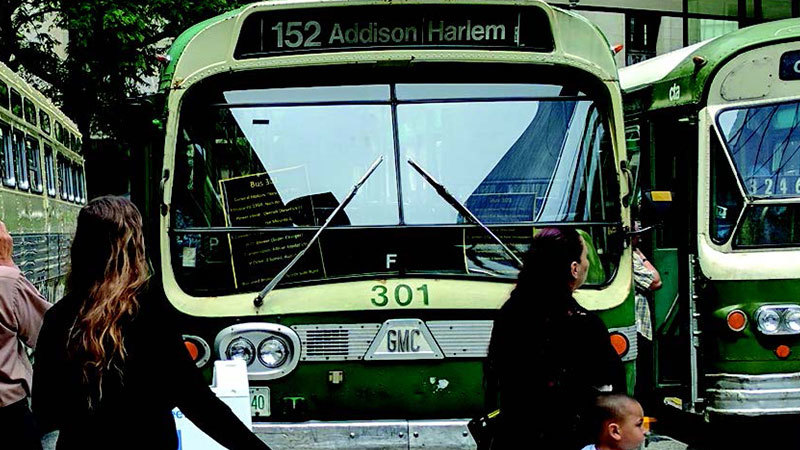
[253,155,384,308]
[406,158,524,269]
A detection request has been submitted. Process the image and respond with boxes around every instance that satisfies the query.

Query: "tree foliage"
[1,0,244,138]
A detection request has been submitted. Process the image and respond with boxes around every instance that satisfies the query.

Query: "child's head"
[588,394,646,450]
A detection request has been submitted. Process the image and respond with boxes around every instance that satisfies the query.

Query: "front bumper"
[253,419,476,449]
[706,372,800,416]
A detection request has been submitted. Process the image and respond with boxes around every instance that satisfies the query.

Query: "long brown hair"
[66,196,150,406]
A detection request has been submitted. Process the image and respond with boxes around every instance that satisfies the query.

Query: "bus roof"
[0,61,81,137]
[159,0,620,91]
[620,18,800,112]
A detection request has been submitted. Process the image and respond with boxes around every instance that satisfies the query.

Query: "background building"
[549,0,800,66]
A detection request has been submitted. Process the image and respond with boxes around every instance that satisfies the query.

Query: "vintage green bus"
[136,0,636,446]
[0,62,86,303]
[621,19,800,418]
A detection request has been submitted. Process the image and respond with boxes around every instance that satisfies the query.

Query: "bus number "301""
[371,284,429,307]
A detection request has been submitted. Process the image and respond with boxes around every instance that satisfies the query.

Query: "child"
[581,394,647,450]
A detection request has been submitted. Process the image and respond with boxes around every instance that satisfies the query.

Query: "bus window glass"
[717,102,800,198]
[0,122,13,187]
[71,162,81,203]
[70,134,78,152]
[57,155,67,200]
[0,80,8,110]
[173,82,620,295]
[39,111,51,135]
[13,130,29,191]
[23,98,37,126]
[77,165,86,203]
[44,144,56,197]
[10,89,22,118]
[710,130,743,243]
[66,162,75,202]
[397,85,613,224]
[735,204,800,247]
[25,136,43,193]
[55,122,63,144]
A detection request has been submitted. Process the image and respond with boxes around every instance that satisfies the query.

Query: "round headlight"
[757,309,781,334]
[785,310,800,333]
[258,336,289,368]
[226,337,255,364]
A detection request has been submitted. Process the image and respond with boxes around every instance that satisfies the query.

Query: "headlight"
[785,310,800,333]
[258,336,289,368]
[757,309,781,334]
[226,337,255,364]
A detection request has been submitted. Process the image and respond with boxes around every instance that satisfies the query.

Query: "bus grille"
[292,321,494,361]
[293,324,381,361]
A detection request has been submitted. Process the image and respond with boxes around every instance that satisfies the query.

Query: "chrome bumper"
[253,419,476,449]
[706,372,800,416]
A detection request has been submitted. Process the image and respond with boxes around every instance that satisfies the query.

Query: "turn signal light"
[609,332,629,357]
[184,340,200,361]
[776,345,791,359]
[726,310,747,332]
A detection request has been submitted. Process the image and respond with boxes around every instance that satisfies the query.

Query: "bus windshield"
[172,82,621,295]
[715,101,800,247]
[717,101,800,198]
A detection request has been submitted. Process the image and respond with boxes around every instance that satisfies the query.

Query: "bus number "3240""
[371,284,430,307]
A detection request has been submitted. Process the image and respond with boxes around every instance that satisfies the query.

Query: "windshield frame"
[163,63,626,300]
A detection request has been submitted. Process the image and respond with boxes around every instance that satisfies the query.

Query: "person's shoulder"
[0,264,23,281]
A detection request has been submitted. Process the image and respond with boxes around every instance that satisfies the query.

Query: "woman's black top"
[32,294,269,450]
[488,295,626,450]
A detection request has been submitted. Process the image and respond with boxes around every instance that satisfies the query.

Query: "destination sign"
[234,5,554,58]
[779,50,800,81]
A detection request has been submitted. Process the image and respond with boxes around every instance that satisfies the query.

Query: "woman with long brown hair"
[486,227,625,449]
[32,196,269,449]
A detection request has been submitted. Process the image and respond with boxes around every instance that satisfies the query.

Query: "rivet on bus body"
[413,432,419,438]
[349,432,356,439]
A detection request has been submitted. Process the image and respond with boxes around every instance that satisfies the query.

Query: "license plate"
[249,387,270,417]
[364,318,444,360]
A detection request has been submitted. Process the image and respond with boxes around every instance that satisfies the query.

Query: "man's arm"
[633,248,662,291]
[13,276,51,348]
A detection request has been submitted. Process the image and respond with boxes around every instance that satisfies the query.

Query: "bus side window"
[10,89,22,118]
[55,122,64,146]
[710,129,743,243]
[71,162,81,203]
[0,122,14,187]
[39,110,51,136]
[25,136,43,194]
[44,144,56,197]
[57,155,67,200]
[23,98,37,127]
[78,165,86,204]
[13,129,29,191]
[66,160,75,202]
[0,80,8,110]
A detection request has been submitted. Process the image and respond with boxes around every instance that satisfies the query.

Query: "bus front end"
[156,1,634,446]
[700,33,800,416]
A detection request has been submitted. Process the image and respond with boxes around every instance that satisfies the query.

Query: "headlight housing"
[755,305,800,335]
[226,337,255,364]
[215,323,301,380]
[258,336,289,368]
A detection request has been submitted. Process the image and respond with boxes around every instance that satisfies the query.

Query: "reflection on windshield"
[718,102,800,197]
[172,83,621,294]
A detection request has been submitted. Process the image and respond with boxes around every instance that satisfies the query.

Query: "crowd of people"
[0,196,657,450]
